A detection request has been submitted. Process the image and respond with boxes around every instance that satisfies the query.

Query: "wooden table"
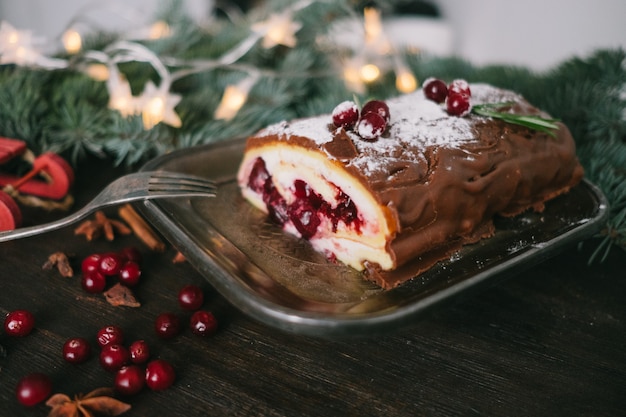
[1,158,624,416]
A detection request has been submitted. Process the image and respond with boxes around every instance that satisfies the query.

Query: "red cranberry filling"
[248,158,362,239]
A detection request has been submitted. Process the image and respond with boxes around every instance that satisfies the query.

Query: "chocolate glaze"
[242,86,584,288]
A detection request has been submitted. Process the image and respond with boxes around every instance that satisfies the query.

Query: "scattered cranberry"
[99,344,130,372]
[4,309,35,337]
[81,253,102,275]
[96,325,124,348]
[423,77,448,103]
[115,365,145,396]
[446,93,472,117]
[190,310,218,337]
[98,252,124,276]
[15,373,52,407]
[145,359,176,391]
[177,284,204,311]
[356,111,387,140]
[118,246,142,264]
[118,261,142,287]
[331,100,359,129]
[448,79,471,97]
[129,340,150,364]
[361,100,390,123]
[62,337,91,364]
[154,313,181,340]
[81,271,107,293]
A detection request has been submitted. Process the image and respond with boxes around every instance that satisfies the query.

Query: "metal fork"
[0,171,217,242]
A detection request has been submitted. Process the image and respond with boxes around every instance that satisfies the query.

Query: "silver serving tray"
[138,139,609,336]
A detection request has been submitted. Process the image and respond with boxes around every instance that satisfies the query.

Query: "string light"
[138,81,182,129]
[252,12,302,48]
[148,21,171,40]
[106,67,137,117]
[0,21,41,65]
[2,0,420,131]
[214,73,260,120]
[62,28,83,54]
[337,6,417,93]
[394,60,418,93]
[360,63,381,83]
[363,7,383,45]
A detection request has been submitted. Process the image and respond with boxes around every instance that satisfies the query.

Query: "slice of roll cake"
[237,82,584,288]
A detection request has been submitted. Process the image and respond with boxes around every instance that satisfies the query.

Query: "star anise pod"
[103,283,141,308]
[46,387,131,417]
[74,211,132,241]
[42,252,74,277]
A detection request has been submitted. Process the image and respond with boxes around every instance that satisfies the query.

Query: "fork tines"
[147,172,217,195]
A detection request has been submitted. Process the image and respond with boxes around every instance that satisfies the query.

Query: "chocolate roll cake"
[236,83,584,288]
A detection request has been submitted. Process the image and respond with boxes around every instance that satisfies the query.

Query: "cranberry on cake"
[236,81,584,289]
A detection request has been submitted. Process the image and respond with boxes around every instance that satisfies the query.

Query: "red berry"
[96,325,124,348]
[177,284,204,311]
[190,310,218,337]
[62,337,91,364]
[446,92,472,117]
[15,373,52,407]
[331,101,359,129]
[145,359,176,391]
[154,313,181,339]
[4,309,35,337]
[81,271,107,293]
[118,247,142,263]
[129,340,150,364]
[356,111,387,140]
[361,100,390,122]
[115,365,145,396]
[118,261,141,287]
[81,253,102,275]
[98,252,124,276]
[423,77,448,103]
[448,79,471,97]
[99,344,130,372]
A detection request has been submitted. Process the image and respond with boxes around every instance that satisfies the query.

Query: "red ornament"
[0,137,74,232]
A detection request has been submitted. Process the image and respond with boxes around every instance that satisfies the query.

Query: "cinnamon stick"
[117,204,166,252]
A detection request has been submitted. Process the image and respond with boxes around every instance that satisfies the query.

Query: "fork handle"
[0,206,92,242]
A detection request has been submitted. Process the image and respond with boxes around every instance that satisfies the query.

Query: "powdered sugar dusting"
[332,100,358,117]
[255,83,524,176]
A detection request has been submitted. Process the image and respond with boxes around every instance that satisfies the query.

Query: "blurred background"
[1,0,625,71]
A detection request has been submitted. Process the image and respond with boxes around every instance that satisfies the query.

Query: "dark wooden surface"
[1,159,625,417]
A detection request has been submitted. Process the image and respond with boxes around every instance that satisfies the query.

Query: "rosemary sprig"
[472,102,561,137]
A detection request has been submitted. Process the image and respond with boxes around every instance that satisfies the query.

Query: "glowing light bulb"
[252,12,302,48]
[396,69,417,93]
[86,64,110,81]
[143,96,166,129]
[360,64,381,83]
[214,85,247,120]
[0,21,43,65]
[363,7,383,44]
[136,81,182,129]
[110,96,134,117]
[149,21,171,39]
[7,31,19,45]
[266,26,288,47]
[62,29,82,54]
[214,74,259,120]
